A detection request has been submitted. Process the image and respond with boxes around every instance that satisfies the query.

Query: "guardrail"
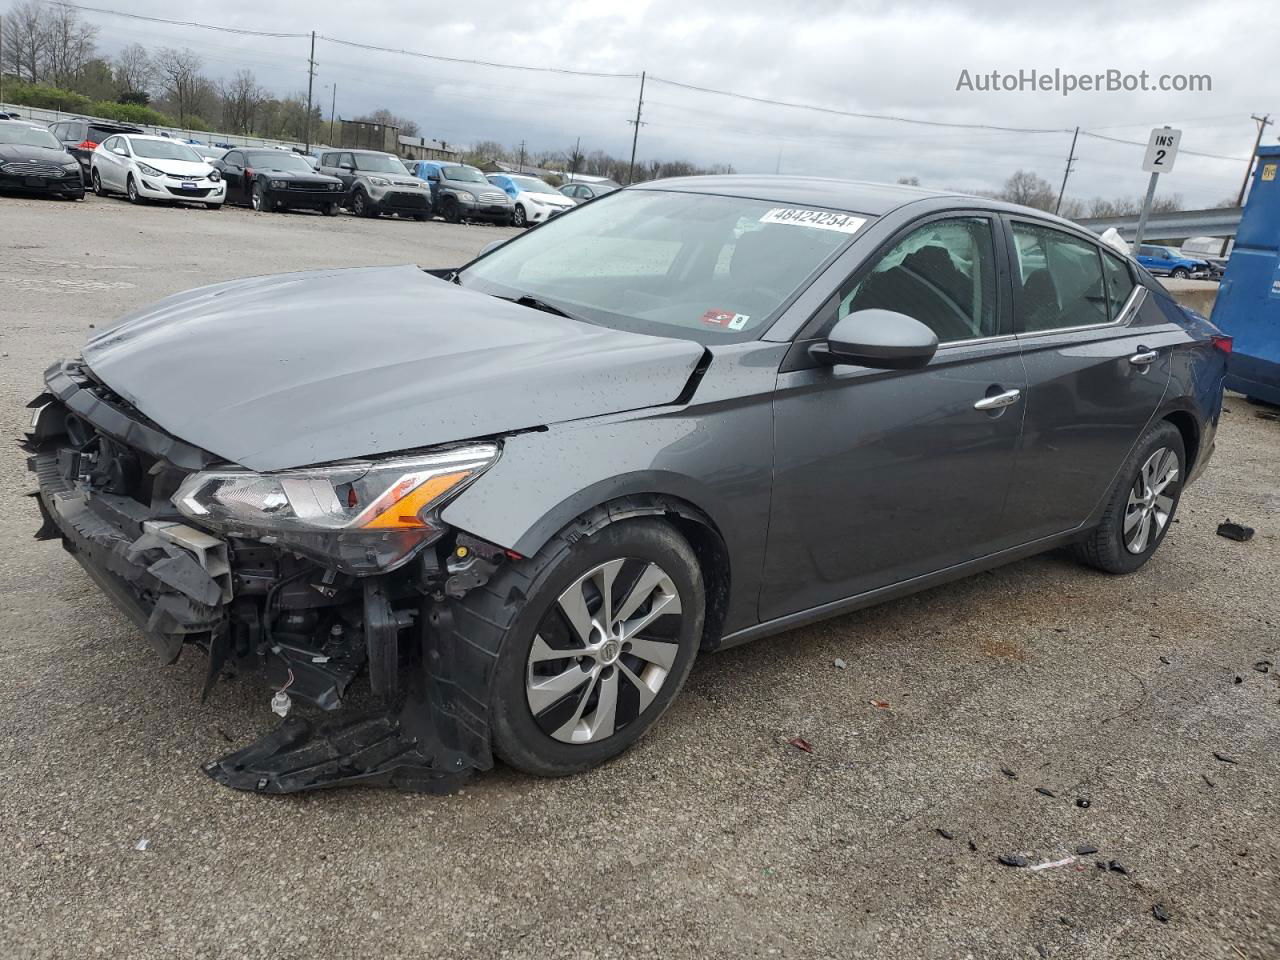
[1077,206,1244,243]
[0,101,317,153]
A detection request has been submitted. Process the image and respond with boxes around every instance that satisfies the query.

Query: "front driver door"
[760,213,1028,621]
[999,219,1176,541]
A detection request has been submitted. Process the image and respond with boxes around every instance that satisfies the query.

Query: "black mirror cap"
[811,308,940,370]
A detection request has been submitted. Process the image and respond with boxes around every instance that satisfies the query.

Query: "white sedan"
[486,173,577,227]
[90,134,226,208]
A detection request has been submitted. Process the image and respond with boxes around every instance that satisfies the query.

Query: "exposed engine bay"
[25,360,510,793]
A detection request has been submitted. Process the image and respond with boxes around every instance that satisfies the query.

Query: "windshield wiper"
[497,294,587,323]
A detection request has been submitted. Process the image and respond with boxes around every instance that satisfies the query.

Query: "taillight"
[245,167,254,179]
[1211,335,1232,355]
[77,140,98,151]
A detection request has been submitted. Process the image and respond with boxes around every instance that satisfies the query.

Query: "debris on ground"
[1030,856,1077,872]
[1202,774,1216,788]
[1255,660,1273,674]
[786,736,813,754]
[1255,410,1280,422]
[1059,916,1074,927]
[134,838,149,852]
[1213,752,1239,764]
[1075,798,1091,808]
[833,658,847,670]
[936,828,954,840]
[968,840,978,852]
[1153,903,1171,923]
[1035,787,1056,798]
[1216,520,1255,542]
[997,853,1029,867]
[1000,767,1018,779]
[1235,676,1244,684]
[1076,844,1099,856]
[869,699,891,709]
[1159,656,1171,665]
[1108,860,1130,875]
[1035,945,1049,958]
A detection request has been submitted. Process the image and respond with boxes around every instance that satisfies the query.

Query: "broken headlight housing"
[173,444,498,575]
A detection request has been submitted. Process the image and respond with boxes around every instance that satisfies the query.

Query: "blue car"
[1137,245,1209,280]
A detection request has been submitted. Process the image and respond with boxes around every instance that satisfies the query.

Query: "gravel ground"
[1,192,1277,960]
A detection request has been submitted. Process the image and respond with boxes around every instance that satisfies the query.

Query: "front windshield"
[131,139,203,162]
[511,176,560,195]
[442,164,487,183]
[354,153,408,173]
[460,190,869,342]
[0,124,61,149]
[244,151,314,173]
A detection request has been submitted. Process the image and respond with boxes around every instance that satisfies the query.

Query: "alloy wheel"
[513,204,526,227]
[126,176,138,202]
[251,186,263,211]
[1124,446,1178,554]
[526,558,683,744]
[353,191,366,216]
[91,169,103,196]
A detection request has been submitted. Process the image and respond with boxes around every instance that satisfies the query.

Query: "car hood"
[135,157,211,177]
[253,168,341,184]
[0,143,72,163]
[81,265,705,471]
[524,192,576,208]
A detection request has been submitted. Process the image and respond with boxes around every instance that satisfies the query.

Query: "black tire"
[413,212,429,222]
[91,168,106,196]
[126,174,141,204]
[205,202,221,210]
[323,202,340,217]
[442,197,460,223]
[513,203,527,227]
[1074,420,1185,574]
[352,188,377,217]
[1171,267,1190,280]
[251,182,267,212]
[456,518,705,777]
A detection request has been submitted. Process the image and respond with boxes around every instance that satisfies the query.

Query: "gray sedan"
[26,176,1228,792]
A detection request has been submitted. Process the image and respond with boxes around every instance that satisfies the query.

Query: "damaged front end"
[25,360,511,794]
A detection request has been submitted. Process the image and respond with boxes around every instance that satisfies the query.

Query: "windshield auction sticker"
[701,309,750,330]
[759,208,867,233]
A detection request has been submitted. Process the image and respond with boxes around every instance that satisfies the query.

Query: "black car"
[558,178,621,203]
[0,121,86,199]
[48,117,141,181]
[212,149,345,214]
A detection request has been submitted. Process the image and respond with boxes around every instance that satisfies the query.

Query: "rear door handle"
[1129,349,1158,366]
[974,388,1021,411]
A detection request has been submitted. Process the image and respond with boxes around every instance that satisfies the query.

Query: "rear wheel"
[458,518,705,777]
[1074,420,1184,574]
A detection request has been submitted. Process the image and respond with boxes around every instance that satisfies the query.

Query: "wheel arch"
[1160,405,1201,473]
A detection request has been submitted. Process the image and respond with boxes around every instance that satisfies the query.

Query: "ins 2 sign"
[1143,127,1182,174]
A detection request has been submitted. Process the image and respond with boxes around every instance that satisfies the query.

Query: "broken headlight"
[173,444,498,574]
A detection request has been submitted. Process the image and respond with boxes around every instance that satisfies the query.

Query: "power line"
[317,35,639,80]
[49,1,308,38]
[1078,130,1247,162]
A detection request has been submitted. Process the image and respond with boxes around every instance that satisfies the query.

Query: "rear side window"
[1101,253,1136,319]
[838,216,999,343]
[1012,222,1108,332]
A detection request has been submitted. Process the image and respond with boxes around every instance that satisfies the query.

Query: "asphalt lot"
[1,192,1277,960]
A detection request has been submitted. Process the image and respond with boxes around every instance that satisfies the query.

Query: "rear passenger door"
[1001,219,1179,541]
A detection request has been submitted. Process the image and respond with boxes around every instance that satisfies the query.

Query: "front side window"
[1012,222,1108,332]
[838,217,998,343]
[461,189,865,343]
[1101,253,1137,319]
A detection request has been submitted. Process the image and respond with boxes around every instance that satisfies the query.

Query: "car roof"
[634,174,1085,226]
[121,133,192,143]
[65,118,140,131]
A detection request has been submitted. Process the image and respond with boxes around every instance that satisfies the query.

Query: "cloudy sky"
[76,0,1274,207]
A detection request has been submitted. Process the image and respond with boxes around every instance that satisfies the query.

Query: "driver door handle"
[1129,349,1158,366]
[974,389,1021,411]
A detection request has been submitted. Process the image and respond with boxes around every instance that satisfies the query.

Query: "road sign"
[1142,127,1182,173]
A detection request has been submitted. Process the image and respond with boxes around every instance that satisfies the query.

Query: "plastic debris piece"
[997,853,1029,867]
[1159,656,1171,665]
[1030,856,1076,872]
[1254,660,1272,674]
[1234,676,1243,685]
[937,828,954,840]
[787,736,813,754]
[968,840,978,852]
[135,838,149,851]
[1035,787,1056,798]
[1202,774,1216,788]
[1153,903,1170,923]
[1076,844,1099,855]
[1213,752,1238,764]
[1000,767,1018,779]
[1108,859,1130,875]
[1216,521,1255,542]
[270,689,292,719]
[1076,798,1091,809]
[1059,916,1073,927]
[869,699,890,709]
[833,658,847,670]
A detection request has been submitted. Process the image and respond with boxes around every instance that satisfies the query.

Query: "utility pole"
[626,70,646,185]
[1054,125,1079,215]
[304,31,316,153]
[569,136,581,181]
[518,140,525,173]
[328,83,337,145]
[1,15,6,106]
[1236,113,1272,206]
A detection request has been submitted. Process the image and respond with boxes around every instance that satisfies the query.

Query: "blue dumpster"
[1212,144,1280,404]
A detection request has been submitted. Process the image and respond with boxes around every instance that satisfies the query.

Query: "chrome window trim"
[1014,283,1147,341]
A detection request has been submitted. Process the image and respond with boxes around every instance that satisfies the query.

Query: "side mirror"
[477,239,506,258]
[811,309,939,370]
[339,162,355,171]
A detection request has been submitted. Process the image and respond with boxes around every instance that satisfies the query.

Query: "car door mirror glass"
[813,309,939,370]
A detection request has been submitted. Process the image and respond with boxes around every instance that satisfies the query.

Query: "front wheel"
[205,202,221,210]
[251,183,267,212]
[459,518,705,777]
[441,197,460,223]
[91,168,106,196]
[126,175,141,203]
[1074,420,1185,574]
[513,204,527,227]
[323,202,340,217]
[1171,267,1190,279]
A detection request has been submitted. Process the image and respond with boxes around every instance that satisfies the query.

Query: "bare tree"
[1150,193,1185,214]
[43,4,98,88]
[219,69,266,134]
[354,108,419,137]
[114,43,153,96]
[997,170,1057,211]
[897,175,921,186]
[2,0,50,83]
[154,47,205,124]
